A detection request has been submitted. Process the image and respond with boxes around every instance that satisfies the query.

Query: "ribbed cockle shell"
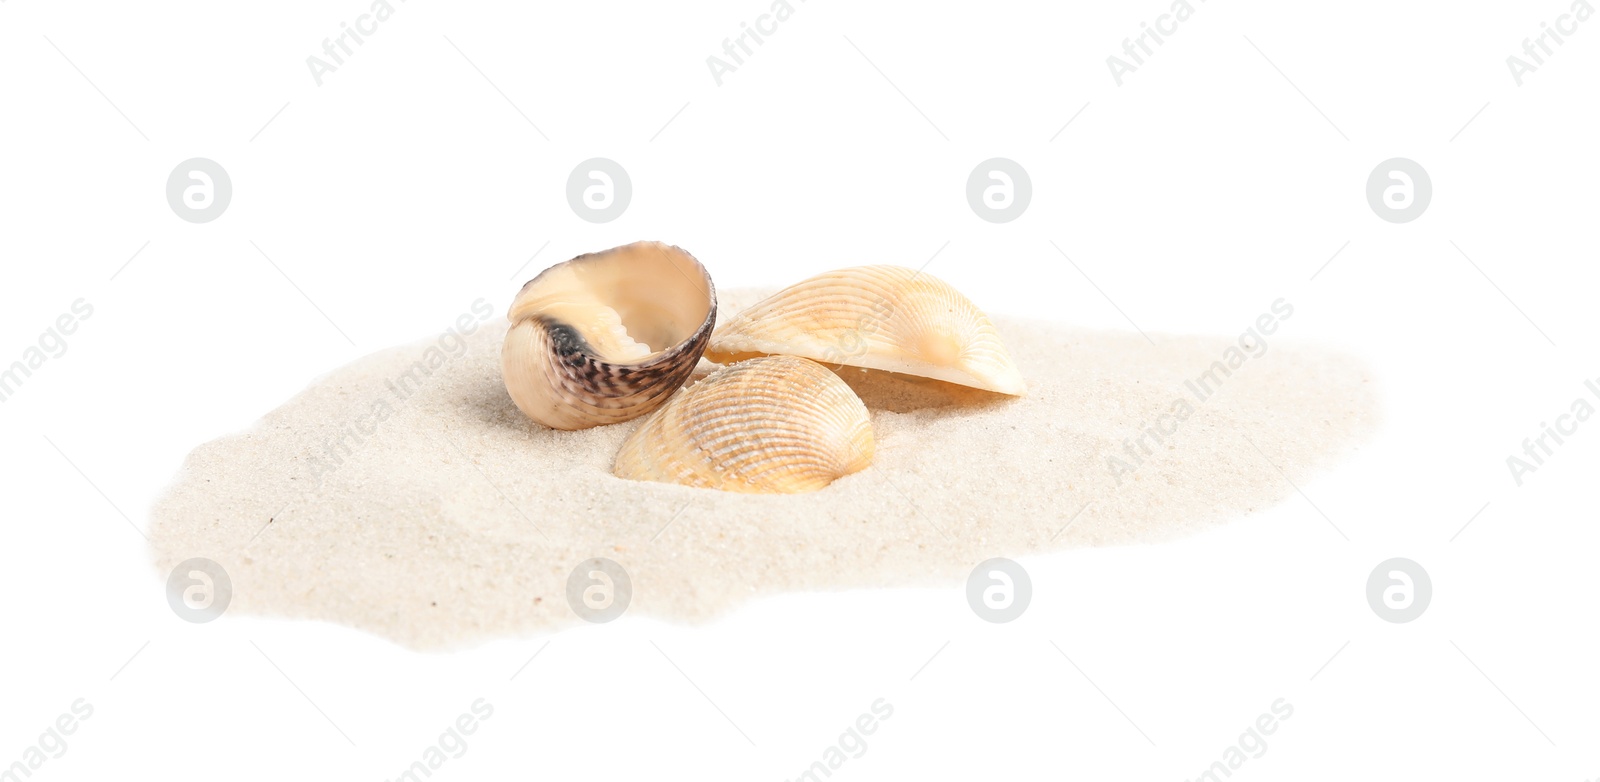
[613,355,875,494]
[705,266,1025,395]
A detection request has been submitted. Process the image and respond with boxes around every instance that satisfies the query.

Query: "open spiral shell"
[502,241,717,430]
[705,265,1026,395]
[613,355,875,494]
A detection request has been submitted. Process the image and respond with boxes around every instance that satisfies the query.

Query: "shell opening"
[511,243,713,364]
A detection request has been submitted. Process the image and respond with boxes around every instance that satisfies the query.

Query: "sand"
[148,289,1380,649]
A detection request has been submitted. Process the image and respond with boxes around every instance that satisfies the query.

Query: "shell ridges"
[705,266,1025,396]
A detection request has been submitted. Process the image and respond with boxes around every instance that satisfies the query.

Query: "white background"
[2,0,1598,779]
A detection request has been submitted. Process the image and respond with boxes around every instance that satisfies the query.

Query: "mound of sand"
[149,290,1379,649]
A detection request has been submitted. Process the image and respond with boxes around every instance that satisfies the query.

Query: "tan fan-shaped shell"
[705,266,1026,395]
[502,241,716,430]
[613,356,875,494]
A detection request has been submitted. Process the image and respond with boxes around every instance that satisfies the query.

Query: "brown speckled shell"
[502,242,716,430]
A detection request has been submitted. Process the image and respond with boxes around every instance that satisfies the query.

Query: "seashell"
[502,241,717,430]
[704,266,1026,395]
[613,355,875,494]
